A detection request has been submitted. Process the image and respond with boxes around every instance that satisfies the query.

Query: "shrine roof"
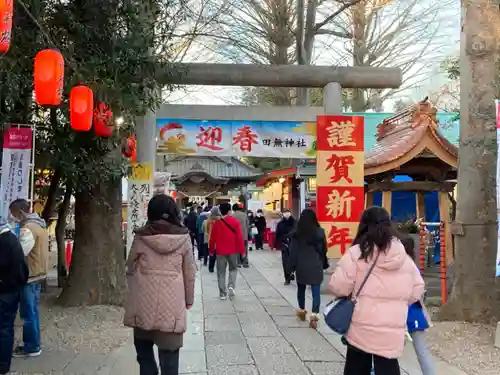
[162,156,260,181]
[364,99,458,175]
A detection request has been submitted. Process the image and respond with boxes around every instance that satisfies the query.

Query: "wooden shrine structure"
[364,99,457,263]
[157,155,260,205]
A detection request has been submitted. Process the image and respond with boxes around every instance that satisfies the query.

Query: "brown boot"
[296,308,307,321]
[309,313,319,329]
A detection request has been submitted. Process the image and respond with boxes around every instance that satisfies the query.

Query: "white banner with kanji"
[0,127,33,222]
[126,163,153,256]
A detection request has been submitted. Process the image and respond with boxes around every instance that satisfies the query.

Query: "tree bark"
[350,3,367,112]
[55,184,72,287]
[57,176,126,306]
[439,0,500,322]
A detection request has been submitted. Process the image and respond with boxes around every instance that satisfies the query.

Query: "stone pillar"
[321,82,343,294]
[135,111,157,168]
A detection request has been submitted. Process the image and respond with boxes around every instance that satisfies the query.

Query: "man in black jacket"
[274,209,296,285]
[0,220,29,374]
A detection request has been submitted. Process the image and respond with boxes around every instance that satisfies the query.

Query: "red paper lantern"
[70,85,94,131]
[34,49,64,105]
[122,136,136,162]
[0,0,13,53]
[93,102,113,137]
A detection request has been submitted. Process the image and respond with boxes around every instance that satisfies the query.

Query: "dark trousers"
[254,232,264,249]
[134,337,180,375]
[208,253,216,272]
[297,283,321,313]
[189,232,196,252]
[344,344,400,375]
[200,243,208,265]
[238,241,249,266]
[281,248,292,281]
[0,291,20,375]
[197,234,205,260]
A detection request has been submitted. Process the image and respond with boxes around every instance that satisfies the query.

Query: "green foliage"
[442,57,459,81]
[1,0,183,196]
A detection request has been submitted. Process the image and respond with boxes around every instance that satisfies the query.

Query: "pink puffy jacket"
[124,221,196,333]
[329,238,424,359]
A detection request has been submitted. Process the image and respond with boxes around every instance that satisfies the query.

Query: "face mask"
[283,213,291,219]
[257,213,262,217]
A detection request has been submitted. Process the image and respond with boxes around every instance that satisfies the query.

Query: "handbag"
[323,251,380,335]
[251,226,258,236]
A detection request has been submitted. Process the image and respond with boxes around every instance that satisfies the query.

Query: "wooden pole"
[440,221,448,304]
[419,224,426,275]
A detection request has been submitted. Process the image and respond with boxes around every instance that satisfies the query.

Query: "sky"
[162,0,460,111]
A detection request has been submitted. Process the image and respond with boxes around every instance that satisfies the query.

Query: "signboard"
[0,127,33,222]
[156,119,316,158]
[316,116,365,258]
[126,163,153,255]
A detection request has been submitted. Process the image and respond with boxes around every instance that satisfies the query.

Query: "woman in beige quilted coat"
[124,194,196,375]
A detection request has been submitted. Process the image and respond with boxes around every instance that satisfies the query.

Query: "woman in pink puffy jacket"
[329,207,425,375]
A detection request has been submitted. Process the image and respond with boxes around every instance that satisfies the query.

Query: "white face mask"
[257,213,262,217]
[283,213,291,219]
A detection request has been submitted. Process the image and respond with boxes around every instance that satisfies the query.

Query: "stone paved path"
[11,250,468,375]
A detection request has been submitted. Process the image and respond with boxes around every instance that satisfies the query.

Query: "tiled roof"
[163,156,260,180]
[365,100,458,168]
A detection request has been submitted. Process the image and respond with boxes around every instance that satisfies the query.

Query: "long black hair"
[147,194,182,227]
[293,208,320,242]
[352,206,399,260]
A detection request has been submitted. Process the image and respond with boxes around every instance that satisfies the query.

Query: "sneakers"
[296,308,307,321]
[228,286,235,298]
[309,313,319,329]
[284,280,291,285]
[220,294,227,300]
[12,346,42,358]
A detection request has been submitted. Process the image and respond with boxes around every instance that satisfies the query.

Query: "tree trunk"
[55,184,72,287]
[439,0,500,322]
[350,3,366,112]
[57,176,126,306]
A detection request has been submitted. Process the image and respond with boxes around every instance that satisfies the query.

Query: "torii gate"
[135,62,402,169]
[130,63,402,283]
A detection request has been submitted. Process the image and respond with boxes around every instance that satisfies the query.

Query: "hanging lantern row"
[0,0,13,53]
[2,5,133,160]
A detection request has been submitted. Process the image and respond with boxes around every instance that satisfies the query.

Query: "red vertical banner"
[316,115,364,258]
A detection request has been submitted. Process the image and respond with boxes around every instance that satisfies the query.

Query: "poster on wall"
[156,119,317,158]
[126,163,153,255]
[316,115,365,259]
[0,127,33,222]
[496,100,500,277]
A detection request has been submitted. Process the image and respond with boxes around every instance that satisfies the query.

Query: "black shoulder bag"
[323,251,381,335]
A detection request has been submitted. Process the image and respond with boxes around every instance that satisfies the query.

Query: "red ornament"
[170,191,177,199]
[93,102,113,137]
[122,136,136,162]
[34,49,64,106]
[70,85,94,131]
[0,0,13,53]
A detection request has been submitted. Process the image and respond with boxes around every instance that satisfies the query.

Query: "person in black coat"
[288,209,328,329]
[274,208,296,285]
[0,221,29,374]
[253,209,266,250]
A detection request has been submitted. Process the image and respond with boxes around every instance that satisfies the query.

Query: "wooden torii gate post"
[134,63,402,287]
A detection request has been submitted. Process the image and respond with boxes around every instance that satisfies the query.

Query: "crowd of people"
[0,194,435,375]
